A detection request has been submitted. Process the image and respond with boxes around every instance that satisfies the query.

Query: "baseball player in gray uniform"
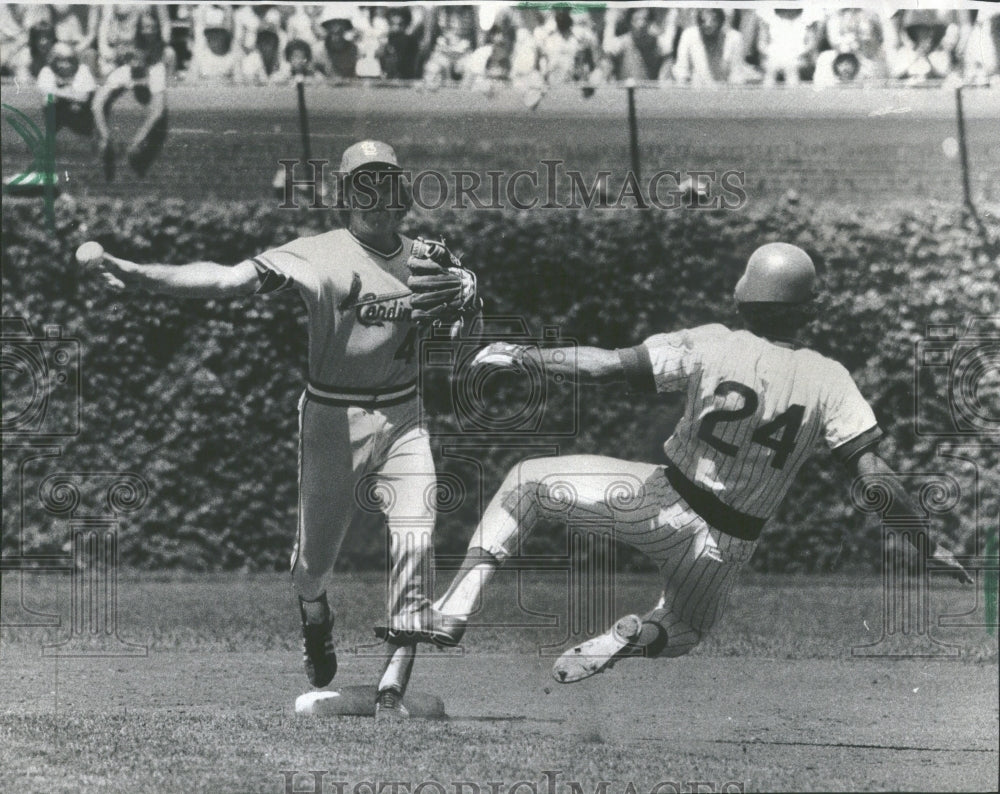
[430,242,972,683]
[92,141,474,718]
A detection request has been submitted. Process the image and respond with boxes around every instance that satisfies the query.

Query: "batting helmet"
[734,243,816,304]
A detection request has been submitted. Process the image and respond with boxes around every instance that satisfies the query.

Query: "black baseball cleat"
[300,597,337,688]
[374,687,410,721]
[374,606,467,648]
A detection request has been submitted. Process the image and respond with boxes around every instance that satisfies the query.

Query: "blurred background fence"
[2,83,1000,205]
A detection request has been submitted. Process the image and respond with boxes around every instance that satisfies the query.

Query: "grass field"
[3,81,999,794]
[2,571,997,793]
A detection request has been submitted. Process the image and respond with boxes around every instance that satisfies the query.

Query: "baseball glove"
[406,238,481,334]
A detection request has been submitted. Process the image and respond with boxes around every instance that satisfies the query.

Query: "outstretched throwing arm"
[93,253,259,299]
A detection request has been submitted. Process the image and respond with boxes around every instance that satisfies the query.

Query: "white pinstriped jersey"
[643,324,881,519]
[246,229,420,389]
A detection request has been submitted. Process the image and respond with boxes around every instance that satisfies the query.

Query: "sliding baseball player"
[431,242,972,683]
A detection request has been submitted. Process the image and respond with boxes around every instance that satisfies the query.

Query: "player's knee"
[498,458,554,512]
[290,557,326,598]
[290,544,333,582]
[513,457,589,510]
[503,458,555,491]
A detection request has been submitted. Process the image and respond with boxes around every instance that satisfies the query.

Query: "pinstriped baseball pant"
[290,392,435,622]
[469,454,758,656]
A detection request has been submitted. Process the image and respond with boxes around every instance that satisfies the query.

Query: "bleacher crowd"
[3,4,997,183]
[3,4,1000,92]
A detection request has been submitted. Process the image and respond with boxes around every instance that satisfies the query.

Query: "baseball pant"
[468,454,758,656]
[290,392,435,622]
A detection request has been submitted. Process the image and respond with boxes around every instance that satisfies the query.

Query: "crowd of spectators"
[3,4,999,93]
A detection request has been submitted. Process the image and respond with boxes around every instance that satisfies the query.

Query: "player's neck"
[348,227,400,257]
[742,323,805,350]
[761,334,803,349]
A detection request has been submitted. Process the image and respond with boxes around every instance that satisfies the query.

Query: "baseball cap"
[340,140,400,174]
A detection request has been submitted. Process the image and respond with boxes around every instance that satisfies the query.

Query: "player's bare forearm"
[100,255,258,298]
[138,262,253,298]
[531,346,624,385]
[849,450,972,583]
[473,343,625,384]
[852,451,942,543]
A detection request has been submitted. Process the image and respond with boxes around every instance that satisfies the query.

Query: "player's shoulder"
[790,345,853,378]
[694,323,737,341]
[334,230,411,261]
[278,227,350,257]
[643,323,733,348]
[787,346,863,399]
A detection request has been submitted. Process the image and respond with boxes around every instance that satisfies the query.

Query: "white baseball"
[75,241,104,266]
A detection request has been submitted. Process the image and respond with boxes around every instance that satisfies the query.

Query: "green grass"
[2,712,775,793]
[2,573,996,793]
[3,570,995,660]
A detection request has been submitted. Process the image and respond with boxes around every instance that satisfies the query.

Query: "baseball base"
[294,686,446,719]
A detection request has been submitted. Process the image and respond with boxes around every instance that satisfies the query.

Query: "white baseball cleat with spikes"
[552,614,642,684]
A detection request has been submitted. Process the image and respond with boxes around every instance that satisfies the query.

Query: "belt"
[306,379,418,408]
[662,460,767,542]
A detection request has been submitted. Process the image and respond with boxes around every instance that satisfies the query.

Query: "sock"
[435,479,536,617]
[434,548,500,617]
[378,643,415,695]
[300,592,329,625]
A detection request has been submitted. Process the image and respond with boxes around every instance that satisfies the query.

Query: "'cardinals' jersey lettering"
[643,324,881,519]
[246,229,419,389]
